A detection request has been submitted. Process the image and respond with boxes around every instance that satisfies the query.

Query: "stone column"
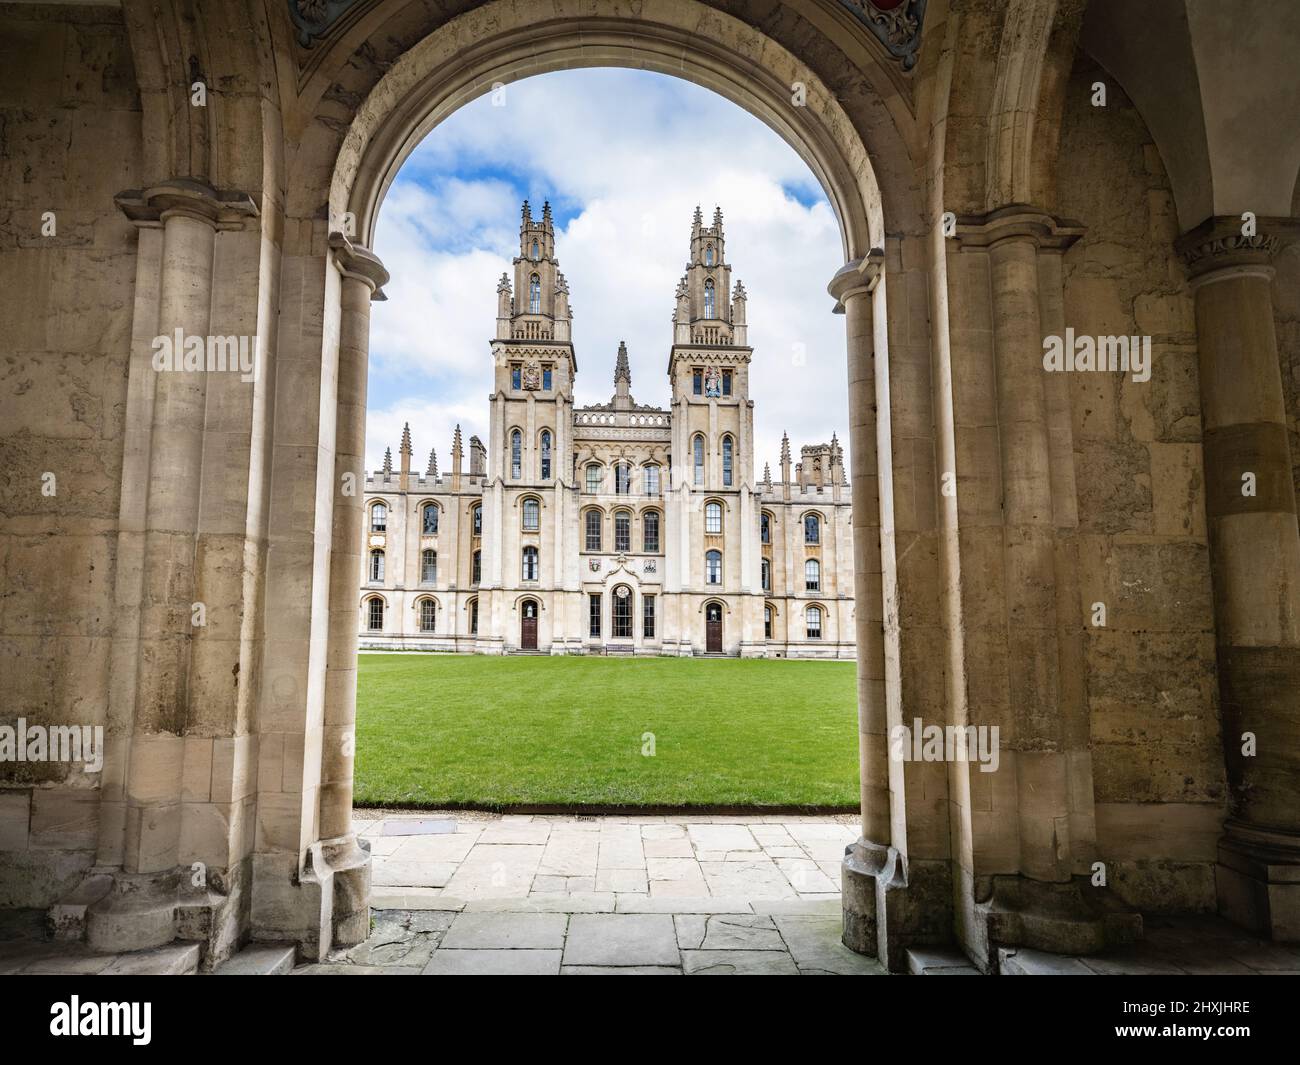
[89,180,256,953]
[828,253,894,955]
[1177,216,1300,941]
[317,234,389,945]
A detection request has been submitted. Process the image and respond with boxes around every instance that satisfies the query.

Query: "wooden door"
[521,601,538,650]
[706,603,722,653]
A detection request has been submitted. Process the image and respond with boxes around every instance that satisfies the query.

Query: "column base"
[970,874,1142,970]
[1216,822,1300,941]
[249,835,372,961]
[84,869,179,954]
[842,838,952,972]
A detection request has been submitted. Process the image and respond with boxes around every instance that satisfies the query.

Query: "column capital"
[954,204,1084,252]
[827,248,884,313]
[1175,214,1300,283]
[115,178,258,230]
[329,231,390,301]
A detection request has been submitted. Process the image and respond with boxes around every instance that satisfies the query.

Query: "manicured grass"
[354,654,859,808]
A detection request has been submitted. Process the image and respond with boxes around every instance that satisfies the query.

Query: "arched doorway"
[705,602,723,654]
[520,598,539,650]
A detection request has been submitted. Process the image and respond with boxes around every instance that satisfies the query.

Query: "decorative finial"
[780,432,791,464]
[733,280,747,300]
[382,447,392,475]
[693,204,702,225]
[497,273,511,293]
[453,424,463,454]
[615,341,630,384]
[713,205,723,226]
[400,422,412,455]
[426,448,437,476]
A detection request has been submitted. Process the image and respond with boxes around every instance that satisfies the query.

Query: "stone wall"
[0,2,142,905]
[1056,55,1225,912]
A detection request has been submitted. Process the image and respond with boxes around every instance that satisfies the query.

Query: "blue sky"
[366,67,848,479]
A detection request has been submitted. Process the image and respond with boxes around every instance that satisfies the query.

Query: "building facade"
[359,203,854,657]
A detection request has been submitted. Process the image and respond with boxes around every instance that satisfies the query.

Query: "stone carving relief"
[838,0,927,71]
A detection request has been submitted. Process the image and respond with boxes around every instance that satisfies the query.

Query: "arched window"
[761,558,771,591]
[369,549,384,583]
[615,464,631,495]
[531,239,539,260]
[705,501,722,535]
[705,244,714,266]
[469,597,479,635]
[643,511,660,553]
[705,549,722,584]
[367,597,384,631]
[722,435,734,487]
[539,430,552,479]
[422,503,438,535]
[643,465,660,496]
[472,505,482,537]
[693,435,705,485]
[704,278,715,318]
[804,513,821,544]
[805,605,823,639]
[613,585,633,638]
[585,509,602,551]
[421,549,437,584]
[522,545,539,581]
[764,605,773,640]
[614,511,631,552]
[805,558,821,592]
[760,512,771,544]
[370,502,387,533]
[472,550,481,584]
[522,497,540,531]
[510,429,522,479]
[585,464,602,494]
[419,599,436,633]
[529,273,541,314]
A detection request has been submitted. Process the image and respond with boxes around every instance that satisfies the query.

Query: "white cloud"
[366,69,849,478]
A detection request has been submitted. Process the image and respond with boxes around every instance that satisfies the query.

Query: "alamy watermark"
[151,328,257,383]
[0,719,104,773]
[890,718,1000,773]
[1043,327,1151,383]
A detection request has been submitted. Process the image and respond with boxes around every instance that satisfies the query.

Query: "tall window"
[615,464,631,494]
[540,430,552,479]
[722,436,733,487]
[761,558,771,591]
[542,365,552,391]
[613,587,632,638]
[585,464,602,494]
[369,549,384,582]
[472,505,482,537]
[529,273,541,313]
[643,511,660,553]
[806,605,823,639]
[469,597,479,635]
[511,364,522,390]
[644,465,659,495]
[421,549,436,584]
[615,511,631,552]
[705,501,722,535]
[522,497,540,531]
[589,593,602,638]
[643,595,656,638]
[419,599,436,633]
[705,244,714,265]
[422,503,438,535]
[761,512,771,544]
[370,502,387,533]
[510,429,522,479]
[472,550,481,584]
[704,278,715,318]
[692,369,703,396]
[531,239,539,260]
[367,597,383,631]
[585,510,602,551]
[705,549,722,584]
[693,435,704,485]
[522,545,539,581]
[804,513,821,544]
[764,605,773,639]
[805,558,821,592]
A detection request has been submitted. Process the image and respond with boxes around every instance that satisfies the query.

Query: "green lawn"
[354,654,860,808]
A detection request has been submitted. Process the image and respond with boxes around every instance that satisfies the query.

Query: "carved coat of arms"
[704,367,722,398]
[521,361,542,390]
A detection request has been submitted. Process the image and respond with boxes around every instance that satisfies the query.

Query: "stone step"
[905,945,982,975]
[101,941,201,975]
[48,873,114,941]
[998,947,1096,975]
[213,943,297,975]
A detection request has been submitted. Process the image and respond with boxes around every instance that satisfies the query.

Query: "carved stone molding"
[1175,215,1300,281]
[827,248,884,313]
[954,205,1085,254]
[329,231,390,300]
[289,0,367,48]
[115,178,258,230]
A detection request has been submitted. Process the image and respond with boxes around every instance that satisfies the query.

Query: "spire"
[615,341,630,384]
[382,447,392,476]
[521,199,532,225]
[732,279,747,300]
[763,462,772,489]
[693,204,703,225]
[399,422,412,457]
[713,205,723,227]
[780,432,791,465]
[452,424,463,457]
[426,448,438,477]
[497,273,511,292]
[542,200,552,224]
